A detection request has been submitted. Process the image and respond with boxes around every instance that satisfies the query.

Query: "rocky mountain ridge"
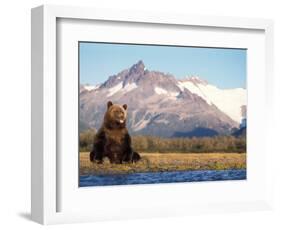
[80,60,246,137]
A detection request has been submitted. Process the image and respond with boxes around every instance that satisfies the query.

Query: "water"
[79,169,246,187]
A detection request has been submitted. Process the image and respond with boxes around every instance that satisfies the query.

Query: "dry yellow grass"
[79,152,246,175]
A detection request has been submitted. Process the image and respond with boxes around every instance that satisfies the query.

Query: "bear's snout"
[115,118,125,126]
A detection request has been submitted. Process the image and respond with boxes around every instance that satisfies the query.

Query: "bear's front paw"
[132,151,141,163]
[89,151,95,162]
[96,159,103,164]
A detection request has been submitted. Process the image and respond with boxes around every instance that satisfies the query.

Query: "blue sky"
[79,42,246,89]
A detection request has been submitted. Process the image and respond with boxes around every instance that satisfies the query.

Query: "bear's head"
[104,101,128,129]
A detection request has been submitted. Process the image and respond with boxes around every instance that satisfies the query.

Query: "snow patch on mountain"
[198,85,246,123]
[107,82,123,97]
[178,81,212,105]
[154,118,169,124]
[132,112,151,131]
[155,87,179,97]
[179,78,246,123]
[123,83,138,93]
[155,87,168,95]
[133,119,150,131]
[84,85,99,91]
[106,82,138,97]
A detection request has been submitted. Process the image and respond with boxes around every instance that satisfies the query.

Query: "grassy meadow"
[79,152,246,175]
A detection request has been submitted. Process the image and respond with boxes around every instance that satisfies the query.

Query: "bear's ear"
[122,104,127,110]
[107,101,113,109]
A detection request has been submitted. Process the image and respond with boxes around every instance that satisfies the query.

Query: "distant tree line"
[79,129,97,152]
[79,129,246,153]
[131,135,246,153]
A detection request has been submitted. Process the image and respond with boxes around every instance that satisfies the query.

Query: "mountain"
[80,60,246,137]
[178,76,246,123]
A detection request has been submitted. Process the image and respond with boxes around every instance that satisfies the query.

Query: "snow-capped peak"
[129,60,145,74]
[178,76,246,123]
[181,75,209,85]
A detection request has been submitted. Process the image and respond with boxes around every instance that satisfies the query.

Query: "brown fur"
[90,101,141,164]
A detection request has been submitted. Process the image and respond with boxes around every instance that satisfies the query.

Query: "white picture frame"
[31,4,274,225]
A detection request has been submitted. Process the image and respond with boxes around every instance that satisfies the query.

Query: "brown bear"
[89,101,141,164]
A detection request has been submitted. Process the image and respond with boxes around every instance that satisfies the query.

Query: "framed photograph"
[31,5,274,224]
[78,42,247,187]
